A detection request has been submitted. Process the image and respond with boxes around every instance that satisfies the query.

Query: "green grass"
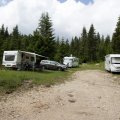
[0,62,105,94]
[0,70,71,94]
[68,62,104,72]
[79,62,104,71]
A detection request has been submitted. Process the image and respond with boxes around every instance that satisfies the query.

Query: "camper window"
[31,57,34,61]
[111,57,120,64]
[5,55,15,61]
[26,56,29,59]
[64,58,72,62]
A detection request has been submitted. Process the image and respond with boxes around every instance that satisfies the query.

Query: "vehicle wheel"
[109,68,111,73]
[42,66,45,70]
[58,67,62,71]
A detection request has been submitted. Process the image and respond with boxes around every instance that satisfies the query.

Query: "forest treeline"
[0,12,120,64]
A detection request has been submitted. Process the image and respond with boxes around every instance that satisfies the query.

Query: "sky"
[0,0,120,39]
[58,0,93,5]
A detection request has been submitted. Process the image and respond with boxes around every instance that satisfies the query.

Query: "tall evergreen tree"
[26,34,34,52]
[95,32,101,61]
[4,27,9,39]
[88,24,97,62]
[99,35,105,60]
[33,29,43,54]
[54,37,61,61]
[54,38,70,62]
[0,25,5,62]
[59,38,67,62]
[65,39,70,56]
[38,12,55,58]
[80,27,88,62]
[104,35,112,55]
[70,36,80,58]
[20,35,30,51]
[0,25,5,47]
[9,25,21,50]
[1,27,10,51]
[112,17,120,53]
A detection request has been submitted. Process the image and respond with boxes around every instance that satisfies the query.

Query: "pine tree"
[99,35,105,60]
[9,25,21,50]
[38,12,55,58]
[88,24,97,62]
[26,34,34,52]
[70,38,75,55]
[0,25,6,63]
[4,27,9,39]
[0,24,5,47]
[70,36,80,58]
[20,35,30,51]
[104,35,112,55]
[65,39,70,56]
[33,29,43,54]
[112,17,120,53]
[80,27,88,62]
[95,32,101,61]
[54,37,61,61]
[59,38,67,62]
[55,38,70,62]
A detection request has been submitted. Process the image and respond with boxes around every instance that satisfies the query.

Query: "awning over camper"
[20,51,48,59]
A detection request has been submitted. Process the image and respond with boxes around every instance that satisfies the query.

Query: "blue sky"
[0,0,12,6]
[58,0,93,5]
[0,0,94,6]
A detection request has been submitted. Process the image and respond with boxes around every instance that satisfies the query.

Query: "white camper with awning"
[105,54,120,72]
[2,50,47,70]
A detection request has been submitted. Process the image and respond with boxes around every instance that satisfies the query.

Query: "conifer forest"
[0,12,120,64]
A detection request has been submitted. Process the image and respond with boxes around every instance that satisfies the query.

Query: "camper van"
[105,54,120,72]
[2,50,47,70]
[63,56,79,67]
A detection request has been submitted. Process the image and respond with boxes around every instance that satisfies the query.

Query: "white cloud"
[0,0,120,39]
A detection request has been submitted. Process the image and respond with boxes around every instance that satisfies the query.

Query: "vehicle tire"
[58,67,62,71]
[109,68,111,73]
[42,66,45,70]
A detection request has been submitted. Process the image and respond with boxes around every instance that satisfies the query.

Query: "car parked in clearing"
[40,60,67,71]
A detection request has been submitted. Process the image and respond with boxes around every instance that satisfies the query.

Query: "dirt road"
[0,70,120,120]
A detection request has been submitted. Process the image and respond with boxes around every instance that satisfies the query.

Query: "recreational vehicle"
[63,56,79,67]
[2,50,47,70]
[105,54,120,72]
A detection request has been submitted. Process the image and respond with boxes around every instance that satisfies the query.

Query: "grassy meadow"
[0,62,104,94]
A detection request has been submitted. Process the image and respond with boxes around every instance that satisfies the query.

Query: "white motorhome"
[63,56,79,67]
[2,50,47,70]
[105,54,120,72]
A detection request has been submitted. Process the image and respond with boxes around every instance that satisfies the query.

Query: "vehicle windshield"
[5,55,15,61]
[111,57,120,64]
[64,58,72,62]
[56,62,61,65]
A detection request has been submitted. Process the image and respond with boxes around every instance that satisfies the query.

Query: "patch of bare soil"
[0,70,120,120]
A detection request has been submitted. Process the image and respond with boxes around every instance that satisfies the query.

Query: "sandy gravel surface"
[0,70,120,120]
